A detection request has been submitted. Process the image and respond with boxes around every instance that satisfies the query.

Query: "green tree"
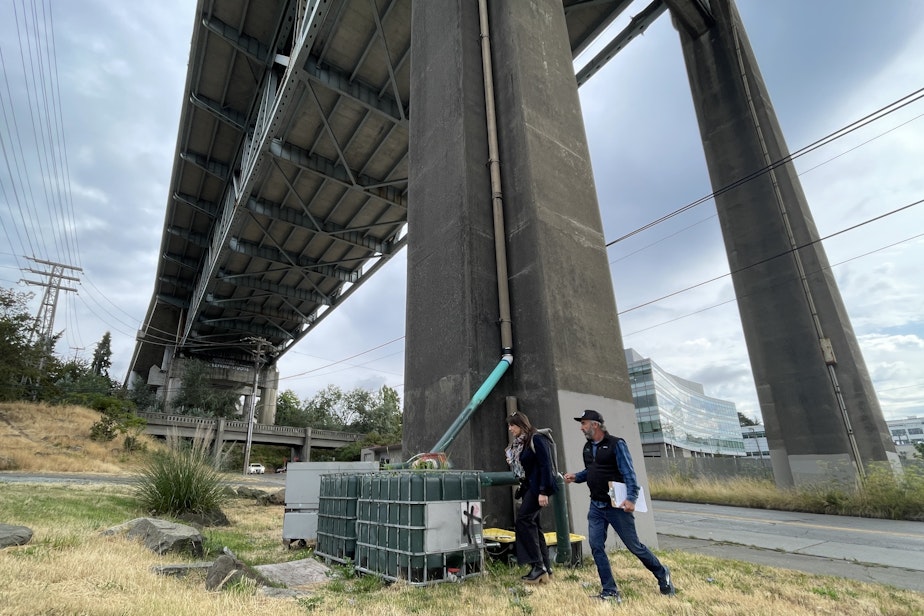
[46,357,113,405]
[301,384,402,436]
[171,359,240,418]
[274,389,306,426]
[128,374,161,412]
[90,332,113,377]
[89,396,146,450]
[348,385,402,439]
[0,288,42,401]
[302,385,344,429]
[914,442,924,460]
[738,412,759,426]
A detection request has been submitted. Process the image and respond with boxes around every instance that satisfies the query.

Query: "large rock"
[205,553,273,591]
[234,486,268,500]
[234,486,285,506]
[260,489,286,506]
[0,523,33,548]
[176,509,230,528]
[255,557,330,589]
[103,518,203,556]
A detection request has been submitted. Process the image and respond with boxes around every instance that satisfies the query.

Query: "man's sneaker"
[659,566,676,596]
[591,592,622,604]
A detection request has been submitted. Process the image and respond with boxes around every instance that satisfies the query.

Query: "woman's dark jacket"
[520,433,558,497]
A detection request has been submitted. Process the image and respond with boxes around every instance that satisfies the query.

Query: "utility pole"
[21,257,82,374]
[242,337,271,474]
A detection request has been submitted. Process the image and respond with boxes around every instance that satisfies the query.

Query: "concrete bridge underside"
[129,0,896,544]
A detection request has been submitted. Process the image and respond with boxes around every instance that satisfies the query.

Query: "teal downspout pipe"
[479,471,519,487]
[430,354,513,454]
[551,473,571,564]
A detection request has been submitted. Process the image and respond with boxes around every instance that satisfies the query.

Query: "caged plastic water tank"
[354,470,485,585]
[315,473,366,563]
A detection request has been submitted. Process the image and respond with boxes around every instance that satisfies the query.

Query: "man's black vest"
[582,433,625,503]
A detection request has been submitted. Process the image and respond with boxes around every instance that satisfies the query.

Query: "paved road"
[0,471,287,488]
[653,500,924,593]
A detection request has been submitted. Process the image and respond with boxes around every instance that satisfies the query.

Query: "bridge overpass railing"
[137,412,363,460]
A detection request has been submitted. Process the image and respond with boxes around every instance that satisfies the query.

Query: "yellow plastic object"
[483,528,585,546]
[482,527,517,544]
[544,531,585,546]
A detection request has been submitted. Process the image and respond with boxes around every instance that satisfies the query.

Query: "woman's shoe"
[523,564,549,584]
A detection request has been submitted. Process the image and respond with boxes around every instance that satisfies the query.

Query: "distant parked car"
[275,465,287,473]
[247,463,265,474]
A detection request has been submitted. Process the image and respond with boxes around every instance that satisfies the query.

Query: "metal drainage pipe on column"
[475,0,571,565]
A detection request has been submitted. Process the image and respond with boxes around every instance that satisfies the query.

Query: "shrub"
[855,462,924,521]
[134,431,229,517]
[89,397,145,445]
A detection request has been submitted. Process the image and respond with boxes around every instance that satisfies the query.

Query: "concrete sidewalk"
[651,500,924,593]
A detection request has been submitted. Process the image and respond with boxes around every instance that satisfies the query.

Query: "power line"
[622,230,924,338]
[608,111,924,266]
[279,336,405,381]
[619,198,923,315]
[1,1,79,270]
[605,86,924,247]
[283,348,405,383]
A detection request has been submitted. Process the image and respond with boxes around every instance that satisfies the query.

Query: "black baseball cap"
[574,409,604,423]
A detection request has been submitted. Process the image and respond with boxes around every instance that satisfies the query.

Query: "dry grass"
[650,475,782,508]
[0,401,163,473]
[2,484,922,616]
[0,529,306,616]
[2,402,923,615]
[649,470,924,521]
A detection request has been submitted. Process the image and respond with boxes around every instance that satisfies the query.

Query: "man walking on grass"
[564,409,675,603]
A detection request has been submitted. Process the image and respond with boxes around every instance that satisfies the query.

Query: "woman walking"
[505,411,557,584]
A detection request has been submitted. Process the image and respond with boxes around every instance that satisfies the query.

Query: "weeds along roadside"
[649,463,924,521]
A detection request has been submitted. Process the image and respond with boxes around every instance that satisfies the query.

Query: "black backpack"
[531,428,560,477]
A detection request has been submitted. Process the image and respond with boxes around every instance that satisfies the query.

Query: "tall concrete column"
[407,0,654,544]
[257,365,279,425]
[300,428,311,463]
[214,417,226,464]
[669,0,897,486]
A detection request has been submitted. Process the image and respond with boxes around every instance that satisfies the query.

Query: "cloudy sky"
[1,1,921,423]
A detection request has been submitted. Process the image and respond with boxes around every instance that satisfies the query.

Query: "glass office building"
[886,416,924,459]
[741,424,770,458]
[625,348,746,458]
[887,416,924,445]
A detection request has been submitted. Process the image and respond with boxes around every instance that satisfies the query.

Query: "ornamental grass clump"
[134,430,229,517]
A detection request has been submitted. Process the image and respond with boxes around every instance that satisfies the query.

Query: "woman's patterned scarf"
[505,434,527,479]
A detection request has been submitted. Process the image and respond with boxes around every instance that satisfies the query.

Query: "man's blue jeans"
[588,501,666,595]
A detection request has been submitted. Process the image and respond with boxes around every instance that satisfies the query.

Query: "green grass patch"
[0,483,139,528]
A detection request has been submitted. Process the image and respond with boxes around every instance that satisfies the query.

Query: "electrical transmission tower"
[21,257,82,354]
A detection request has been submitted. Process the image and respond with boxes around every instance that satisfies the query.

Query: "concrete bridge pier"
[668,0,898,486]
[214,417,226,464]
[405,0,653,544]
[143,355,280,423]
[299,431,312,464]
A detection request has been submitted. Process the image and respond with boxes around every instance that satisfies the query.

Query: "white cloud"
[0,0,920,425]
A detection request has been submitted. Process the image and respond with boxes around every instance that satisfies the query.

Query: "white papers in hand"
[608,481,648,512]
